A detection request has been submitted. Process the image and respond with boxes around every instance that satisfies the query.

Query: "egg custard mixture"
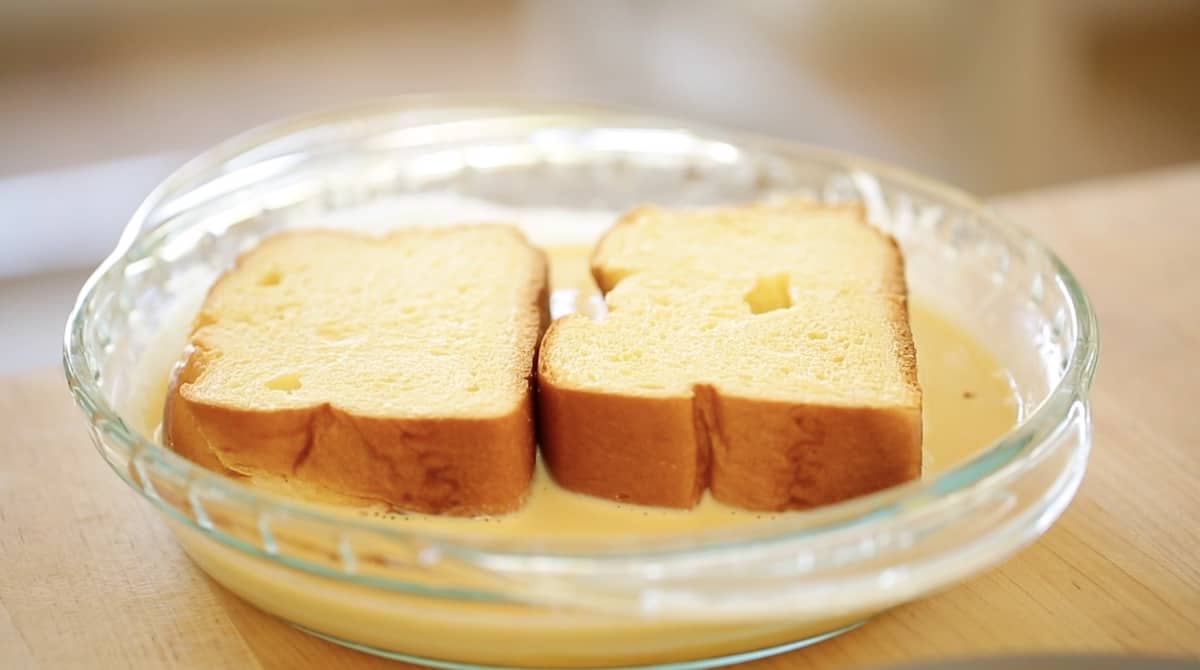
[135,243,1016,539]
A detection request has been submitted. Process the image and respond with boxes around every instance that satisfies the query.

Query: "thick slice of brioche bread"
[166,226,548,515]
[538,202,921,510]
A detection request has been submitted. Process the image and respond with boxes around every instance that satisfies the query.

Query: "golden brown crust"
[706,397,921,510]
[537,370,921,512]
[537,321,704,509]
[164,226,548,516]
[163,345,241,477]
[876,226,921,400]
[168,387,537,515]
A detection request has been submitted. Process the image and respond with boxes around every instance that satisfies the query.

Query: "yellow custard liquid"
[135,243,1017,666]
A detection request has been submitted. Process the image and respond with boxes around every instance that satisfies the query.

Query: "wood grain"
[2,166,1199,669]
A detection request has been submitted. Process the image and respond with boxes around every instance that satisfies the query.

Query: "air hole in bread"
[257,269,283,286]
[744,273,792,314]
[265,373,303,392]
[316,323,352,340]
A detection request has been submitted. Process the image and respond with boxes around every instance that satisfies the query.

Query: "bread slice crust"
[537,202,922,511]
[166,226,548,515]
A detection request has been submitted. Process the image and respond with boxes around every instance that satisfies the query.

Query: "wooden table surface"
[2,166,1199,669]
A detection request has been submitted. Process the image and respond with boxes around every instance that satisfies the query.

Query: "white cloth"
[0,153,184,280]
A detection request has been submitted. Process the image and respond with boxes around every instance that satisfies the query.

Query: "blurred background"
[2,0,1200,371]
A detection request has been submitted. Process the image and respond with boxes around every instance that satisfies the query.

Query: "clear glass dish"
[64,97,1098,669]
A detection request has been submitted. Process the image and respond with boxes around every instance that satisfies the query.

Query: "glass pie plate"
[64,98,1098,669]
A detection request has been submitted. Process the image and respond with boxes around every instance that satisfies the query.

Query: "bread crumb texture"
[167,226,548,515]
[539,201,922,511]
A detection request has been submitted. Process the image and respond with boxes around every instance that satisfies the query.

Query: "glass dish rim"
[63,95,1100,561]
